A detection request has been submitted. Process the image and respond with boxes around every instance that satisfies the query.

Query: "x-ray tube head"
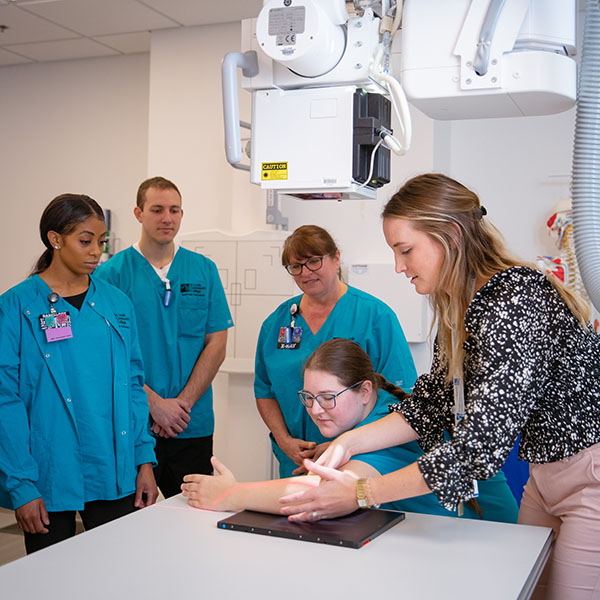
[256,0,347,78]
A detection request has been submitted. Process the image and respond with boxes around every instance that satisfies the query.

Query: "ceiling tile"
[140,0,263,26]
[20,0,180,37]
[7,36,120,61]
[93,31,150,54]
[0,4,78,44]
[0,46,32,65]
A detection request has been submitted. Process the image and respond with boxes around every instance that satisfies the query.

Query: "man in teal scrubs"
[96,177,233,498]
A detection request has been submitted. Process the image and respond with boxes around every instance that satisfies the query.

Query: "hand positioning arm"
[317,412,419,469]
[280,461,431,522]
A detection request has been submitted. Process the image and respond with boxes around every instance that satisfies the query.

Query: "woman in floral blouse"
[280,173,600,600]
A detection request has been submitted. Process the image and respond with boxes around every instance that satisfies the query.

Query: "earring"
[54,246,60,250]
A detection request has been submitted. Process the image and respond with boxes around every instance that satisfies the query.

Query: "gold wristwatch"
[356,478,369,508]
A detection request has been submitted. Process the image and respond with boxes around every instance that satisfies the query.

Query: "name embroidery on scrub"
[277,302,302,349]
[39,292,73,342]
[180,283,206,297]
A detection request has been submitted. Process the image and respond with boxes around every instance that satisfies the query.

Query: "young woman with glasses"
[253,224,417,479]
[182,338,517,522]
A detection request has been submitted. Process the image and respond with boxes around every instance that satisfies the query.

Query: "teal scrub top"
[95,246,233,438]
[354,393,519,523]
[254,286,417,477]
[0,275,155,512]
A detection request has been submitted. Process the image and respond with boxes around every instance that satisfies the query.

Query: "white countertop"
[0,494,552,599]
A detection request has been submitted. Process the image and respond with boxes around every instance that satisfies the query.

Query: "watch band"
[356,478,369,508]
[356,478,381,509]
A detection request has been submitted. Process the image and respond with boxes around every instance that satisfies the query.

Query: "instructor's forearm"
[369,462,431,506]
[348,412,419,455]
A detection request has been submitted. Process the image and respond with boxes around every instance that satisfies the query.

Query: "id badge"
[39,311,73,342]
[277,326,302,349]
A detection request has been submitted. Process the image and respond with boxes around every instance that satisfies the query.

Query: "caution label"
[261,162,288,180]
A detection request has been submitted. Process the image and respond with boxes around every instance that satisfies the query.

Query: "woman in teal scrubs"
[184,338,518,523]
[0,194,157,553]
[255,225,417,478]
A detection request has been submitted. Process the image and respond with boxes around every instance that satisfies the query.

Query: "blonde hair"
[383,173,590,383]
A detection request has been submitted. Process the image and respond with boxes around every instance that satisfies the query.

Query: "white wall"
[0,53,150,291]
[439,111,574,263]
[147,23,265,235]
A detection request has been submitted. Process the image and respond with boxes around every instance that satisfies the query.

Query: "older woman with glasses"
[183,339,518,523]
[253,225,417,478]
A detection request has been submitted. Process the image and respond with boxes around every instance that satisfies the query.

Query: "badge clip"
[39,292,73,342]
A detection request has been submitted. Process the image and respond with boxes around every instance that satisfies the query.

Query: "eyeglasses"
[285,256,323,276]
[298,381,363,410]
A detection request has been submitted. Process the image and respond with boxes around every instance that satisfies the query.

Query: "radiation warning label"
[261,162,288,180]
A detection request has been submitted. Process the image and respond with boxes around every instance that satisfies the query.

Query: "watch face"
[357,498,368,508]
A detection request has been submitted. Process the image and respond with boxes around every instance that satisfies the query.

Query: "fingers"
[210,456,232,478]
[181,473,208,500]
[146,486,159,506]
[287,511,322,523]
[16,500,50,534]
[301,459,340,480]
[299,440,316,450]
[40,501,50,527]
[314,444,344,468]
[279,489,310,504]
[291,464,308,476]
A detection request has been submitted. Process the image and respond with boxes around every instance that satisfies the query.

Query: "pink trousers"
[518,442,600,599]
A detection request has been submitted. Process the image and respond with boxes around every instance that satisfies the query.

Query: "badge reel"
[277,303,303,350]
[39,292,73,342]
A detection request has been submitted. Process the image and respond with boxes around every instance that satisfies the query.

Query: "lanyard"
[289,302,298,327]
[452,276,478,516]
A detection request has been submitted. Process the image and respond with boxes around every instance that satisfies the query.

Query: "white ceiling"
[0,0,264,66]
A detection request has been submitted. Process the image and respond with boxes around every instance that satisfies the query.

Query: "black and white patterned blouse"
[390,266,600,511]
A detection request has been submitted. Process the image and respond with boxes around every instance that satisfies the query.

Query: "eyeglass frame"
[297,380,364,410]
[285,256,324,276]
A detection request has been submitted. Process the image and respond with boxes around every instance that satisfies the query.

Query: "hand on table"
[280,460,358,522]
[182,456,238,511]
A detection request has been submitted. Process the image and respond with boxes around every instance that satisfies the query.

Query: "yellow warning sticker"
[261,162,288,180]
